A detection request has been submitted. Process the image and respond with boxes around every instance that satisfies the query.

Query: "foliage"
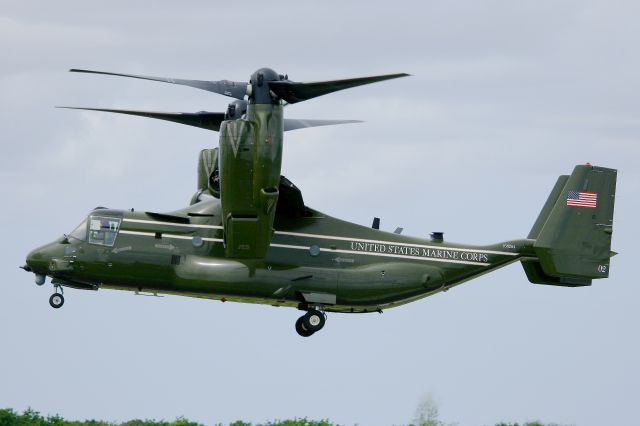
[120,418,203,426]
[0,409,200,426]
[0,408,68,426]
[409,394,456,426]
[494,423,571,426]
[224,420,334,426]
[0,410,337,426]
[258,420,335,426]
[0,407,570,426]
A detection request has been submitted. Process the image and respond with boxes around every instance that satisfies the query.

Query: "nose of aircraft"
[25,241,61,274]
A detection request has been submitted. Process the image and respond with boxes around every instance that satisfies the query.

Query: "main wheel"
[302,309,325,333]
[49,293,64,309]
[295,317,314,337]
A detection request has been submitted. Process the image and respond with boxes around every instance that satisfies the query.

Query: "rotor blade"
[59,107,362,133]
[283,118,362,131]
[69,69,248,100]
[268,73,409,104]
[57,107,226,131]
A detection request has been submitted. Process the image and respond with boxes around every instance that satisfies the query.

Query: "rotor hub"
[225,100,248,120]
[249,67,284,104]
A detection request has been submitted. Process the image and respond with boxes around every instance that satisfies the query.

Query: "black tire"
[49,293,64,309]
[295,317,314,337]
[302,309,325,333]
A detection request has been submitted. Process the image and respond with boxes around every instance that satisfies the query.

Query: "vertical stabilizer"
[527,175,569,239]
[522,165,617,286]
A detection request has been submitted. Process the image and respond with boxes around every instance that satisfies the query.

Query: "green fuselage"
[25,68,615,335]
[27,198,535,313]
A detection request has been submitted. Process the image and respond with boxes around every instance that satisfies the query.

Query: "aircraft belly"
[264,221,520,307]
[172,255,337,301]
[336,262,444,306]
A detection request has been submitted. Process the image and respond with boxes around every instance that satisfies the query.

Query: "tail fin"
[522,164,617,287]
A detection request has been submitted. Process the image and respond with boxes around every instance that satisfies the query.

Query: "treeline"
[0,408,568,426]
[0,409,330,426]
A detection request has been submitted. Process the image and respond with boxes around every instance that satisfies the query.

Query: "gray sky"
[1,1,639,425]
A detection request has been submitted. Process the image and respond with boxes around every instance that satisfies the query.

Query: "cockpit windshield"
[68,219,88,241]
[88,216,121,247]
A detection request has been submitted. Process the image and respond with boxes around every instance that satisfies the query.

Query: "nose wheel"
[49,286,64,309]
[295,309,325,337]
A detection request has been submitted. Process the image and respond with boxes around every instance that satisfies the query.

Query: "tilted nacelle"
[190,102,284,258]
[62,67,407,259]
[218,103,283,258]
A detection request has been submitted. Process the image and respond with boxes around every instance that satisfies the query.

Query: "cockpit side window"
[88,216,121,247]
[68,219,88,242]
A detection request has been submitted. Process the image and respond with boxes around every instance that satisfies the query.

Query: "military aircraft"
[23,67,617,336]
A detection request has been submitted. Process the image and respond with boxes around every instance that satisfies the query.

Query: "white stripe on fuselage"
[123,218,223,229]
[119,219,515,266]
[119,230,223,243]
[269,243,492,266]
[123,218,515,256]
[275,230,517,256]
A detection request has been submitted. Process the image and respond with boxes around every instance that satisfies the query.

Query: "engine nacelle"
[218,104,283,258]
[190,148,220,205]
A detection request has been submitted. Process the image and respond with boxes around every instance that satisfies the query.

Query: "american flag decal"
[566,191,597,208]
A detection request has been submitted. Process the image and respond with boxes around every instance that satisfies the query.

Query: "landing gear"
[49,292,64,309]
[295,309,326,337]
[295,317,314,337]
[49,285,64,309]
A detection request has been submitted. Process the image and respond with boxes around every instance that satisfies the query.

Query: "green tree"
[410,394,456,426]
[261,420,335,426]
[494,422,571,426]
